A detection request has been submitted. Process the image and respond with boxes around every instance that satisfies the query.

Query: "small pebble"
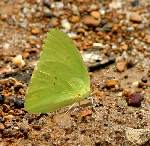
[43,0,51,8]
[82,16,100,26]
[72,4,79,15]
[131,0,139,7]
[105,79,119,88]
[80,109,92,117]
[32,124,41,130]
[51,2,64,9]
[120,44,128,51]
[127,26,134,32]
[2,104,10,113]
[0,117,4,123]
[116,61,127,72]
[12,55,25,68]
[101,23,113,32]
[61,19,71,31]
[93,43,104,49]
[109,0,122,9]
[19,122,30,137]
[90,11,100,19]
[129,12,142,23]
[0,95,5,104]
[144,34,150,44]
[132,81,139,87]
[14,98,24,109]
[55,2,64,9]
[50,18,59,27]
[0,85,2,92]
[31,28,40,35]
[67,32,77,38]
[99,19,107,27]
[99,8,105,15]
[127,58,135,68]
[4,115,14,122]
[0,123,4,131]
[141,76,148,83]
[82,50,100,63]
[3,43,10,49]
[126,92,143,107]
[43,7,52,18]
[70,15,80,23]
[4,96,14,106]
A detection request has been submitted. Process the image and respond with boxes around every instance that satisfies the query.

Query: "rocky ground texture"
[0,0,150,146]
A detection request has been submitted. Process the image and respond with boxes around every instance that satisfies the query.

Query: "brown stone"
[31,28,40,35]
[129,12,142,23]
[105,79,119,88]
[126,92,143,107]
[4,115,14,122]
[82,16,100,26]
[0,123,4,131]
[80,109,92,117]
[144,34,150,43]
[120,44,128,51]
[70,15,80,23]
[90,11,100,19]
[50,18,59,27]
[116,61,127,72]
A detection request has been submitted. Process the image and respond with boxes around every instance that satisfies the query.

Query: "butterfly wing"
[25,29,90,113]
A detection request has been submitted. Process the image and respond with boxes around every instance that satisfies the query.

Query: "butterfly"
[25,29,90,113]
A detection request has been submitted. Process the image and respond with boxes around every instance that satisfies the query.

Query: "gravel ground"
[0,0,150,146]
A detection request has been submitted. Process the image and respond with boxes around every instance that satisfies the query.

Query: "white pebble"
[12,55,25,68]
[3,43,10,49]
[72,4,79,15]
[112,44,117,49]
[61,19,71,31]
[132,81,139,87]
[109,0,122,9]
[82,51,101,63]
[99,8,105,15]
[51,2,64,9]
[67,32,77,38]
[93,43,104,48]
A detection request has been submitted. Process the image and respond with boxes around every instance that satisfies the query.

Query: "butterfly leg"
[65,102,80,114]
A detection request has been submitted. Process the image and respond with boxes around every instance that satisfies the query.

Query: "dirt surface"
[0,0,150,146]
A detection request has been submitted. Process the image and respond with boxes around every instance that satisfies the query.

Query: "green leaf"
[25,29,90,113]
